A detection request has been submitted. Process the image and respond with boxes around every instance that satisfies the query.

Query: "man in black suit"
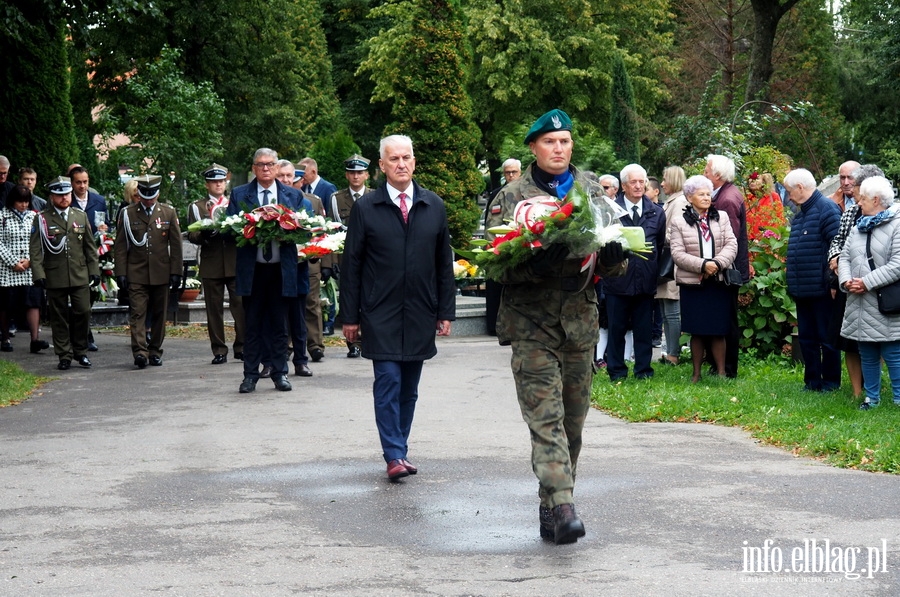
[298,157,338,218]
[227,148,303,394]
[340,134,456,482]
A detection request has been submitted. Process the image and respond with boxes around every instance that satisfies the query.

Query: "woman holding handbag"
[669,175,738,382]
[838,176,900,410]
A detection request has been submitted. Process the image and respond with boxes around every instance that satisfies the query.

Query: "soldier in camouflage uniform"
[486,109,627,544]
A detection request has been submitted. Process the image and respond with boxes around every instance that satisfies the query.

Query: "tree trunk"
[745,0,803,105]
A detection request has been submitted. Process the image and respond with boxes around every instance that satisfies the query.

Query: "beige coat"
[669,206,737,286]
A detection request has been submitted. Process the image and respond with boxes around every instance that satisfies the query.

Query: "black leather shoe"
[211,354,227,365]
[239,377,257,393]
[87,342,99,352]
[310,348,324,362]
[30,340,49,353]
[539,506,554,540]
[323,325,334,336]
[295,363,313,377]
[57,359,71,370]
[1,341,12,352]
[260,365,274,378]
[75,355,92,368]
[134,355,148,369]
[149,355,163,366]
[234,352,243,361]
[552,504,586,545]
[272,375,292,391]
[347,346,361,358]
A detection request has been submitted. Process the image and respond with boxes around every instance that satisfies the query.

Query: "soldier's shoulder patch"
[490,204,502,215]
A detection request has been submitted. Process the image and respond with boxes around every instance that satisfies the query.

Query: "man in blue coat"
[604,163,667,381]
[340,134,456,482]
[228,148,303,394]
[785,168,842,391]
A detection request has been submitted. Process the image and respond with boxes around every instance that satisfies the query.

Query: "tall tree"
[360,0,483,244]
[745,0,805,103]
[81,0,341,171]
[0,15,78,178]
[609,55,641,163]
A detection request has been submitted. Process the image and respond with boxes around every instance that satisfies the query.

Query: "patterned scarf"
[857,206,899,232]
[698,213,711,242]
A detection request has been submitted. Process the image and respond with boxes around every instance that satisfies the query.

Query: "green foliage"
[0,18,78,181]
[309,128,361,183]
[360,0,483,246]
[740,145,792,183]
[98,46,225,216]
[592,354,900,474]
[609,54,640,163]
[738,223,796,356]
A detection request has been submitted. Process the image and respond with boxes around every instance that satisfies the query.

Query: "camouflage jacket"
[488,163,626,350]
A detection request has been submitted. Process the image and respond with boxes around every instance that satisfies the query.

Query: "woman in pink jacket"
[669,175,738,382]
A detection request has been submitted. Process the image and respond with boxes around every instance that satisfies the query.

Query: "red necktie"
[398,193,409,223]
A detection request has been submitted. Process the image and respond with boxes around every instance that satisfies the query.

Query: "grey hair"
[783,168,816,191]
[0,155,9,168]
[276,159,293,170]
[620,163,647,184]
[253,148,278,163]
[861,176,895,209]
[705,154,735,182]
[598,174,619,190]
[851,164,885,186]
[501,158,521,171]
[380,135,414,159]
[683,175,713,198]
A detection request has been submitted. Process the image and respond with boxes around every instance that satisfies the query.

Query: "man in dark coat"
[604,163,666,382]
[228,148,302,394]
[340,134,456,482]
[785,168,842,392]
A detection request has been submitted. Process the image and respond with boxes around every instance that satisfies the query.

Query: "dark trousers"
[485,279,502,335]
[372,360,424,462]
[47,285,90,361]
[796,295,841,391]
[202,276,245,357]
[606,293,654,379]
[287,293,309,367]
[128,282,169,358]
[242,264,289,380]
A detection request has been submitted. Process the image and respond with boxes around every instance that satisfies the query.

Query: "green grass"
[0,359,50,407]
[592,355,900,474]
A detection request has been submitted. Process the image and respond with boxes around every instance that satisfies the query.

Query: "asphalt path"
[1,331,899,596]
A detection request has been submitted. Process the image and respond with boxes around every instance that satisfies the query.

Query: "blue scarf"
[857,209,896,232]
[550,170,574,199]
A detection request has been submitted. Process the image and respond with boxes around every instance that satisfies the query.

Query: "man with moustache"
[30,177,100,370]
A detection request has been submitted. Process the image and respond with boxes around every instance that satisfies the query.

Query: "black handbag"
[657,243,674,284]
[866,232,900,315]
[723,267,743,287]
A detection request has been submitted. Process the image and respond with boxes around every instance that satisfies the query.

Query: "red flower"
[530,220,546,234]
[551,202,574,220]
[492,229,522,248]
[243,223,256,239]
[279,214,298,230]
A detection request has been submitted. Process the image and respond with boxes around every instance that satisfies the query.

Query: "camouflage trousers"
[511,338,593,508]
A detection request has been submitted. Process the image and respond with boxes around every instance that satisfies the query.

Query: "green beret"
[524,109,573,144]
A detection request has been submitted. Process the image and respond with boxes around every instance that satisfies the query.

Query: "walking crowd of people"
[2,112,898,546]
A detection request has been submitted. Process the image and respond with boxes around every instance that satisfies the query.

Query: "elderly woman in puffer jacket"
[669,175,738,382]
[838,176,900,410]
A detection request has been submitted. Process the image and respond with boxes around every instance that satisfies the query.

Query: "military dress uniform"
[30,178,100,369]
[114,176,183,366]
[329,153,370,357]
[187,165,245,363]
